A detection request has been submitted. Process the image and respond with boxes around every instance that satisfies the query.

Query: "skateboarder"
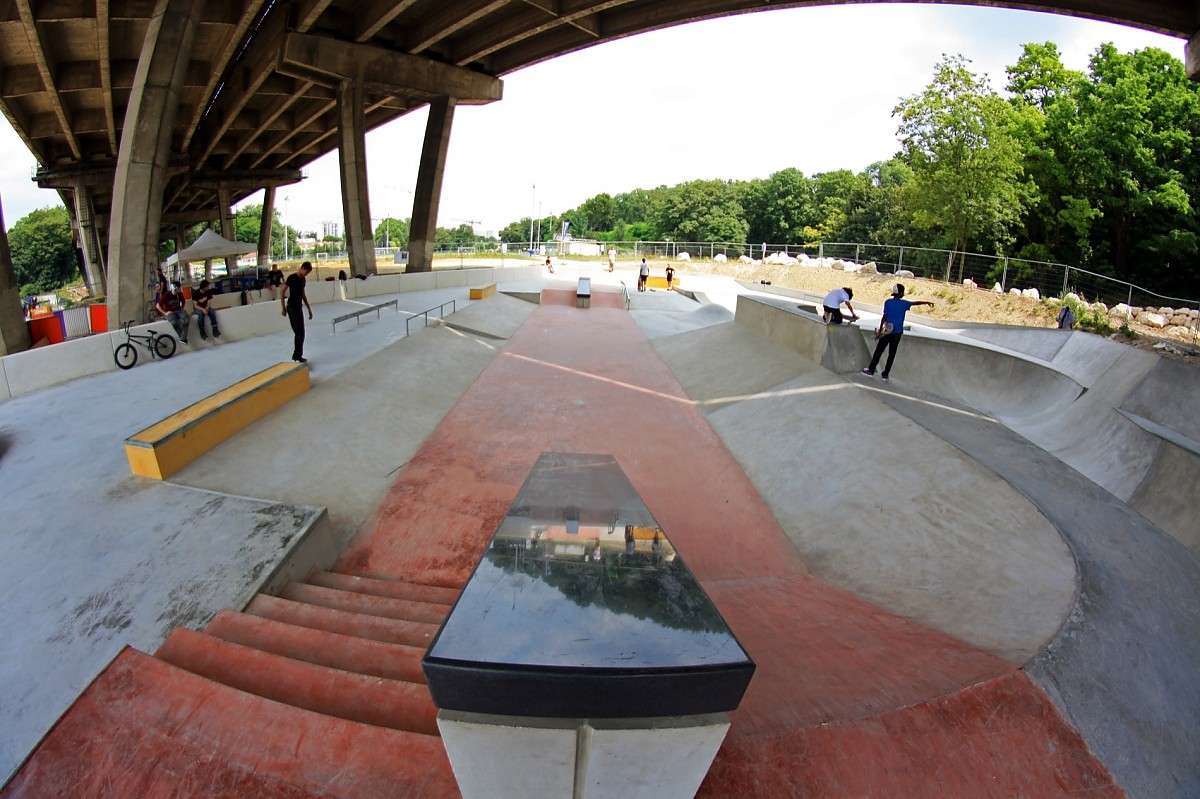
[862,283,934,381]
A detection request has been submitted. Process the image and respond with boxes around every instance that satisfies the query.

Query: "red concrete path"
[338,289,1119,795]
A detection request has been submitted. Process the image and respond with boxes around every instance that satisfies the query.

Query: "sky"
[0,4,1185,238]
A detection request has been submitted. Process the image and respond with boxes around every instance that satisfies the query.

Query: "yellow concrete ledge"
[645,276,678,289]
[124,362,310,480]
[469,284,497,299]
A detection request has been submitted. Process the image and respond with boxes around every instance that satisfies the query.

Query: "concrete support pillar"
[336,79,375,276]
[1187,30,1200,81]
[73,186,107,298]
[407,97,456,274]
[172,225,187,284]
[0,191,33,356]
[106,0,207,329]
[258,186,276,269]
[205,219,216,280]
[217,184,237,275]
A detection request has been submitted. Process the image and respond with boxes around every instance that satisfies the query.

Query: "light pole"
[283,196,290,262]
[529,183,535,253]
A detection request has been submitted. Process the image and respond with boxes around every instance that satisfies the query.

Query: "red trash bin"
[88,304,108,333]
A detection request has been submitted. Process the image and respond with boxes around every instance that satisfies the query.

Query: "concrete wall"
[734,295,870,373]
[0,265,542,402]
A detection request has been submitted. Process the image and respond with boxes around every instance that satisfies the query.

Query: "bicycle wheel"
[114,342,138,369]
[154,334,177,359]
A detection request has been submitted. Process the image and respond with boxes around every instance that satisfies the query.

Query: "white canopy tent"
[164,229,257,279]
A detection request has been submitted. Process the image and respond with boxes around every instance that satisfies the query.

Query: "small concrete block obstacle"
[645,275,674,290]
[576,277,591,308]
[124,362,310,480]
[469,284,496,300]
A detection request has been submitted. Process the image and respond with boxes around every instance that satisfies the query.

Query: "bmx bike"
[114,319,177,369]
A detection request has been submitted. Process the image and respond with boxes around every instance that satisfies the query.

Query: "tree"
[577,193,617,233]
[745,168,813,244]
[373,217,410,249]
[651,180,748,245]
[894,54,1026,275]
[9,206,80,293]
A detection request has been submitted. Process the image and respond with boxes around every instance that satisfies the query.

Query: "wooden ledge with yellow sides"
[125,362,310,480]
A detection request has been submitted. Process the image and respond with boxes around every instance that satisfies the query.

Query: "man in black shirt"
[191,279,220,339]
[281,261,313,362]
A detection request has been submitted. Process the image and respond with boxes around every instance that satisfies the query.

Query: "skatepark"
[0,261,1197,796]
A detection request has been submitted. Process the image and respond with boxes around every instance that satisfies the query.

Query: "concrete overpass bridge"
[0,0,1196,349]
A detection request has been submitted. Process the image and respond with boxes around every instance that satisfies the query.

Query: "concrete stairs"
[3,569,463,797]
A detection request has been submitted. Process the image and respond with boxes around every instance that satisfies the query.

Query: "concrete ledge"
[437,710,729,799]
[254,507,340,602]
[469,284,497,300]
[124,362,311,480]
[734,294,870,373]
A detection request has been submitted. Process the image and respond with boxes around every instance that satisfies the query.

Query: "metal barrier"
[331,299,398,332]
[405,300,457,336]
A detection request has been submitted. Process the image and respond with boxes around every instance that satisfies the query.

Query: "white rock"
[963,278,977,288]
[1110,303,1132,318]
[1010,288,1022,296]
[797,253,810,264]
[1022,288,1041,300]
[1137,312,1167,328]
[1130,307,1144,316]
[1091,302,1108,314]
[1164,325,1192,336]
[896,269,915,278]
[831,259,846,271]
[1065,292,1081,303]
[860,262,878,274]
[992,283,1004,293]
[843,262,862,273]
[1171,314,1190,326]
[738,255,752,263]
[1187,308,1199,318]
[677,252,691,262]
[713,253,727,263]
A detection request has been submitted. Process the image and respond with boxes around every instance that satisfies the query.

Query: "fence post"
[818,242,824,261]
[855,244,860,262]
[897,247,903,273]
[945,250,954,283]
[1062,265,1069,296]
[1001,258,1008,292]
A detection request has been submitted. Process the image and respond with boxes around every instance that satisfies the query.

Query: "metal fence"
[817,242,1200,315]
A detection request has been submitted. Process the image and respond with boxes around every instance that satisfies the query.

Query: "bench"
[469,284,496,300]
[331,299,398,332]
[576,277,591,308]
[124,362,310,480]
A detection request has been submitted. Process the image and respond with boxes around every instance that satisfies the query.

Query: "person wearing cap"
[156,281,189,343]
[861,283,934,381]
[821,286,858,324]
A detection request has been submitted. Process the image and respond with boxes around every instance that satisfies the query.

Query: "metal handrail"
[405,300,457,336]
[620,281,630,309]
[331,299,398,332]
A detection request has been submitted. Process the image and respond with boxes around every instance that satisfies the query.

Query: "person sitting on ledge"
[822,286,859,324]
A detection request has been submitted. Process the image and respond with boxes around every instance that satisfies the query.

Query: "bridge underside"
[0,0,1195,338]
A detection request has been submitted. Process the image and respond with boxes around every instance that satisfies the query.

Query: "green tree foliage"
[894,54,1026,275]
[650,179,748,245]
[9,206,80,293]
[231,204,297,258]
[373,217,409,248]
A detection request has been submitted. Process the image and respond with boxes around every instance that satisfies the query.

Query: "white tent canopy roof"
[165,229,256,266]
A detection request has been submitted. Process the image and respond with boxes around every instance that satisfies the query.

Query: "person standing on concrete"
[281,261,313,363]
[156,282,189,343]
[822,287,858,324]
[638,258,649,291]
[191,279,221,340]
[607,247,616,272]
[862,283,933,381]
[665,264,675,290]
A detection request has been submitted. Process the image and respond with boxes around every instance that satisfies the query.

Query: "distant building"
[322,220,341,239]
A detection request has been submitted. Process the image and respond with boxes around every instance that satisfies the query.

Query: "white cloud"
[1,5,1184,237]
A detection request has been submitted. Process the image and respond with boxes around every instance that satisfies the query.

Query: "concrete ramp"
[654,321,1076,663]
[880,333,1084,424]
[633,300,734,340]
[734,294,871,374]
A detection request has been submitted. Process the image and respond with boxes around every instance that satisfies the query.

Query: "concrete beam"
[1188,30,1200,81]
[337,79,375,277]
[217,183,237,274]
[258,185,275,268]
[278,32,502,105]
[0,190,33,356]
[107,0,208,329]
[73,185,107,298]
[407,96,455,274]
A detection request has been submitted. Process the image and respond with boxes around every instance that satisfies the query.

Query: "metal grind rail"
[405,300,457,336]
[331,299,399,332]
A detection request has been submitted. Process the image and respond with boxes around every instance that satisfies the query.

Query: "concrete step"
[2,647,458,797]
[245,593,441,649]
[205,609,427,684]
[308,569,459,605]
[156,628,440,735]
[278,580,451,625]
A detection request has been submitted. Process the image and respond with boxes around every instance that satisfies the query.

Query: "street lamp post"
[283,196,290,262]
[529,183,536,254]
